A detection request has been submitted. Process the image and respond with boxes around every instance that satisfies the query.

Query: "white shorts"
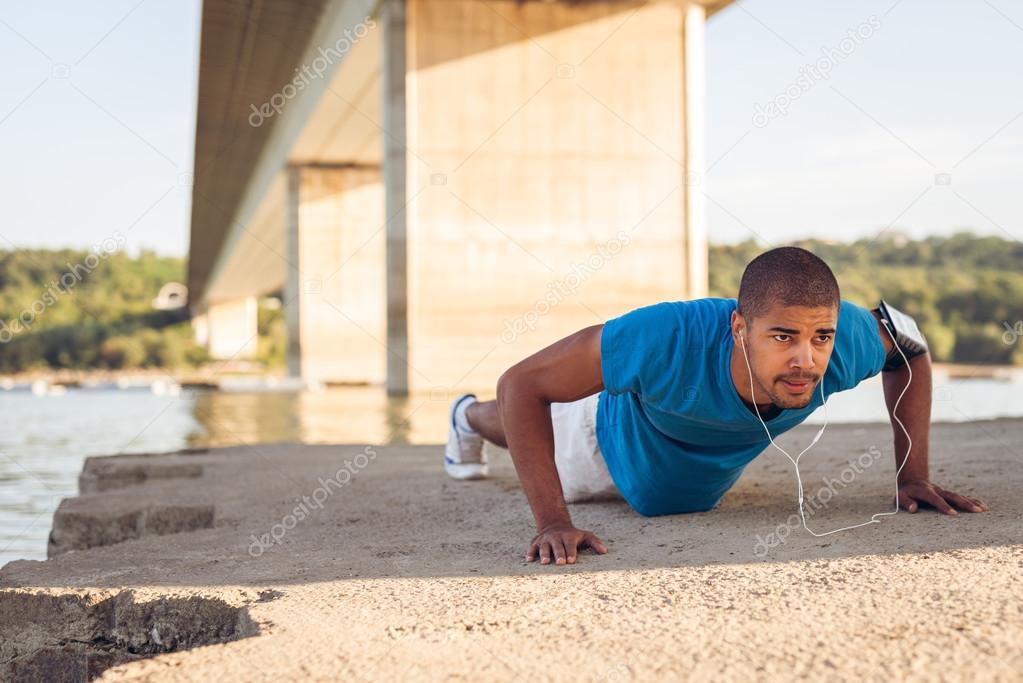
[551,394,623,503]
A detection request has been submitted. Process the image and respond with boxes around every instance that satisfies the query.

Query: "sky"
[705,0,1023,246]
[0,0,1020,256]
[0,0,201,257]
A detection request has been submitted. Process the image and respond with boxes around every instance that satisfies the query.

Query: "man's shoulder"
[605,298,733,355]
[838,297,874,315]
[621,297,736,322]
[837,298,880,339]
[603,297,734,353]
[829,298,888,389]
[664,297,735,333]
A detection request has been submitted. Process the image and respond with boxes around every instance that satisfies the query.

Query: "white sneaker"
[445,393,487,480]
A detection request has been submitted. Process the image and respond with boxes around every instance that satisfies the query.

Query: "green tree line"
[0,231,1021,372]
[0,249,204,372]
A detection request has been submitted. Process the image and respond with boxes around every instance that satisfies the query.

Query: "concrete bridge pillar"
[284,164,386,385]
[198,298,258,360]
[381,0,708,394]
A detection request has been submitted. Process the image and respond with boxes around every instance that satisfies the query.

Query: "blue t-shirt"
[595,297,886,516]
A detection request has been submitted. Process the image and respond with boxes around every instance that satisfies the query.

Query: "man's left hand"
[897,479,989,515]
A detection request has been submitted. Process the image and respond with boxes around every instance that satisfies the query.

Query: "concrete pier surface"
[2,420,1021,681]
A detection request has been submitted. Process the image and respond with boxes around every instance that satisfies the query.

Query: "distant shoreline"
[932,362,1023,381]
[0,363,281,390]
[1,362,1021,390]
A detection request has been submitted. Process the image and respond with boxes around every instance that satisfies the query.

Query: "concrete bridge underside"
[188,0,730,394]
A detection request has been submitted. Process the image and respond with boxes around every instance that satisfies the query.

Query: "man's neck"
[747,400,782,420]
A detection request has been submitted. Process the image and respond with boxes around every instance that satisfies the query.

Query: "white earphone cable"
[739,318,912,537]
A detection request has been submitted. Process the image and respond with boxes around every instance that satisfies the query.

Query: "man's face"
[734,302,838,410]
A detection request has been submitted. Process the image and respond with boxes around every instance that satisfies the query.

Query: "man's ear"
[730,310,746,341]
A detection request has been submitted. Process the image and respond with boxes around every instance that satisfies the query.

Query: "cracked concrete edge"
[0,585,272,680]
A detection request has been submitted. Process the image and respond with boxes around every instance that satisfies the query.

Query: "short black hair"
[737,246,840,321]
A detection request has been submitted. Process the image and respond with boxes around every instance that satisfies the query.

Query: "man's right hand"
[526,524,608,565]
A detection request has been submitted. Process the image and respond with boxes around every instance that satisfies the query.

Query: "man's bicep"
[502,324,605,404]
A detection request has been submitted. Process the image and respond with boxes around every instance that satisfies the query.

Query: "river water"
[2,376,1020,565]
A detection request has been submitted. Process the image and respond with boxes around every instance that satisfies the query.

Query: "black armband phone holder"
[875,299,929,371]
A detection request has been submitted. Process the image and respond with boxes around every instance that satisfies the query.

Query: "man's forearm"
[496,373,573,531]
[882,351,932,483]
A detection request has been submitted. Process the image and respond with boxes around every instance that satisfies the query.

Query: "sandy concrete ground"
[2,419,1021,682]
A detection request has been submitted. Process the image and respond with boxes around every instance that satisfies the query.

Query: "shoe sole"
[445,393,486,480]
[444,459,488,480]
